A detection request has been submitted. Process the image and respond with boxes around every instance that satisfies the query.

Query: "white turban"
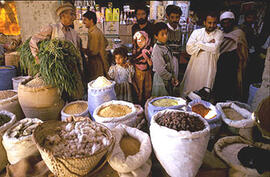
[220,11,235,21]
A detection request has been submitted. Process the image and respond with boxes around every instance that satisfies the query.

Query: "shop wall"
[15,1,60,42]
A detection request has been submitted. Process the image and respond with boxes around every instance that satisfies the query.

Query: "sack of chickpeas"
[2,118,43,164]
[150,109,210,177]
[108,124,152,177]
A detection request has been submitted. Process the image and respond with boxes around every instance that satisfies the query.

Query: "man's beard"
[137,18,147,25]
[206,27,215,32]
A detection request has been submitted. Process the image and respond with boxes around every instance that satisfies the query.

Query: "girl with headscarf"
[132,31,153,105]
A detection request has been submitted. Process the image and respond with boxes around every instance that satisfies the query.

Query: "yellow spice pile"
[98,104,132,118]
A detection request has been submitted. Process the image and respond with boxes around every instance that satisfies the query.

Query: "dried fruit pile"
[156,112,205,132]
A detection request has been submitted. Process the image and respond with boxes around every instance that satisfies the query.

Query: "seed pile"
[26,77,46,87]
[98,104,132,118]
[120,135,141,157]
[156,112,205,132]
[44,120,111,158]
[64,102,88,114]
[0,66,10,69]
[152,98,178,107]
[0,114,11,127]
[222,107,245,121]
[8,119,42,139]
[0,90,16,100]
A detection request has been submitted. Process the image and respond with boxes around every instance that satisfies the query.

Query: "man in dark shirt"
[132,3,154,46]
[165,5,183,58]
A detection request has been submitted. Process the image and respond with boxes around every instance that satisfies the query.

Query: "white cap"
[220,11,235,21]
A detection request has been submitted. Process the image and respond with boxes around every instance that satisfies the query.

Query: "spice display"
[19,38,82,99]
[192,104,211,117]
[151,98,178,107]
[8,119,42,139]
[25,77,46,88]
[44,120,111,157]
[120,135,141,157]
[156,112,205,132]
[91,76,112,89]
[0,114,11,127]
[222,107,245,121]
[64,102,88,114]
[0,90,16,100]
[98,104,132,118]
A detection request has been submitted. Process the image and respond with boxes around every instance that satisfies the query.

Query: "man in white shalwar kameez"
[180,12,223,97]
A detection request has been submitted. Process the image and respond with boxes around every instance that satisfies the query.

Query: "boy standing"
[151,22,179,96]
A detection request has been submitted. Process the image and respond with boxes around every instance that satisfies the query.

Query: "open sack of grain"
[61,100,89,121]
[150,109,210,177]
[108,124,152,177]
[18,77,64,121]
[146,96,186,125]
[0,111,16,171]
[93,100,137,129]
[0,90,24,120]
[2,118,43,164]
[214,136,270,177]
[187,99,221,139]
[216,102,254,140]
[32,119,115,177]
[88,76,116,116]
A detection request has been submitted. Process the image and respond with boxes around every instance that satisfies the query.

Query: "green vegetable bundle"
[18,37,40,76]
[18,38,82,99]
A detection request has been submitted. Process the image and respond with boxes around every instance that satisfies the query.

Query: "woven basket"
[32,120,115,177]
[254,96,270,139]
[214,136,270,177]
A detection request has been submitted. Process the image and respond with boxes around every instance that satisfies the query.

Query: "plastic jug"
[105,8,113,22]
[113,8,120,21]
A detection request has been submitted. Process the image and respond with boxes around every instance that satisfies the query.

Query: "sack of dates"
[150,109,210,177]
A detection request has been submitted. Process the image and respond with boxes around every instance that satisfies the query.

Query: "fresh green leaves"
[17,37,40,76]
[17,38,82,100]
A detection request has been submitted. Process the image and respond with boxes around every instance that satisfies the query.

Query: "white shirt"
[180,28,224,96]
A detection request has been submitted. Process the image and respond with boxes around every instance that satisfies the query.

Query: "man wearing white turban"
[213,11,248,102]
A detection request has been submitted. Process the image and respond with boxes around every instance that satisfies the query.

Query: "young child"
[108,46,134,102]
[132,31,153,105]
[151,22,179,96]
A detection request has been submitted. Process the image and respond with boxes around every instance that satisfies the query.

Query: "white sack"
[109,124,152,177]
[2,118,43,164]
[150,109,210,177]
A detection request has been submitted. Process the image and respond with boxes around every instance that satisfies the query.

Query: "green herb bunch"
[18,38,82,98]
[17,37,40,76]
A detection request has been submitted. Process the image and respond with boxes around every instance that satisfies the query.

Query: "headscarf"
[133,31,152,63]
